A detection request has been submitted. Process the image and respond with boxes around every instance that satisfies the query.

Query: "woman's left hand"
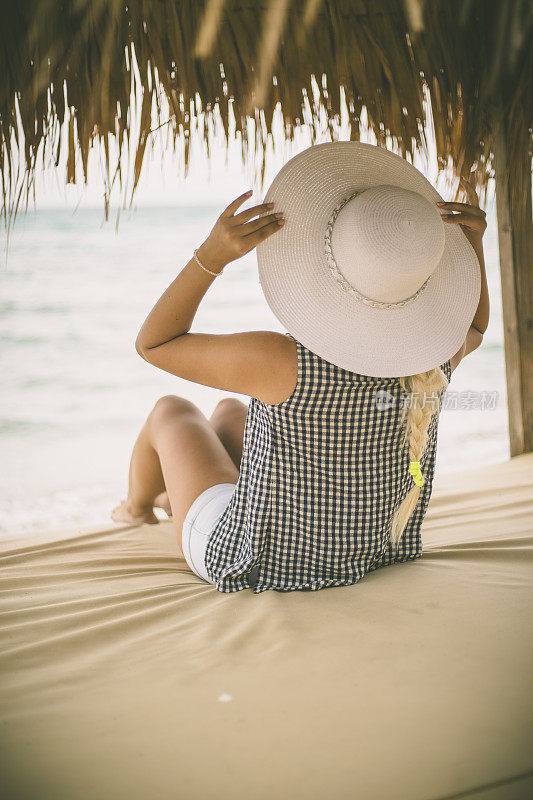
[437,175,487,251]
[196,191,285,273]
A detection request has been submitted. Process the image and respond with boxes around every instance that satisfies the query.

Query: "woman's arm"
[135,191,283,352]
[469,238,490,335]
[438,175,489,335]
[135,248,225,354]
[134,191,298,404]
[441,176,489,372]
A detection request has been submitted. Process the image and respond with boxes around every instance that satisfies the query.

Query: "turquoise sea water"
[0,201,508,538]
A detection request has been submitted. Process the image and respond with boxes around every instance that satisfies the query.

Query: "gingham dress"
[205,333,451,594]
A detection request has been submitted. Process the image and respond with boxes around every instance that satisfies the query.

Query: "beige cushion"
[1,454,532,800]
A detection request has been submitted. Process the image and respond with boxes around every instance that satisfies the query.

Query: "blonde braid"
[389,366,449,548]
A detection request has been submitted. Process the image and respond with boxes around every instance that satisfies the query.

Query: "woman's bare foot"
[153,491,173,518]
[111,498,159,525]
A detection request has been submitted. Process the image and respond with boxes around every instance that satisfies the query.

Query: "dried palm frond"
[1,0,531,229]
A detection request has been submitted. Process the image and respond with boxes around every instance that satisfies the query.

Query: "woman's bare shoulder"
[251,331,299,405]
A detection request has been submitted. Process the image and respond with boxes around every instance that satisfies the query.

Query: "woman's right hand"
[436,175,487,251]
[196,191,285,272]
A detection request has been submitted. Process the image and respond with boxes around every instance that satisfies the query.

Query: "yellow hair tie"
[408,460,425,487]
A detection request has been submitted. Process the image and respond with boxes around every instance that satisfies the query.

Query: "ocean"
[0,200,508,539]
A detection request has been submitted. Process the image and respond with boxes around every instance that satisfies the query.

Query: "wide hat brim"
[256,141,481,377]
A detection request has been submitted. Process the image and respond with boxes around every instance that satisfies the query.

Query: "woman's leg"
[152,397,248,515]
[111,395,240,553]
[111,396,248,523]
[208,397,249,469]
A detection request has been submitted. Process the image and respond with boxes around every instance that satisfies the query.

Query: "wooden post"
[493,118,533,456]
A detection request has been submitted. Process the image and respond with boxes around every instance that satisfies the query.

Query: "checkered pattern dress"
[205,333,452,594]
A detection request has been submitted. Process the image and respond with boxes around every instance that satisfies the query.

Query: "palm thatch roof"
[1,0,531,226]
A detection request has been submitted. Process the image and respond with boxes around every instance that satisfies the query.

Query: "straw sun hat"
[256,141,481,377]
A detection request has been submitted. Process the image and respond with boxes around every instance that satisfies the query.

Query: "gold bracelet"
[193,249,224,277]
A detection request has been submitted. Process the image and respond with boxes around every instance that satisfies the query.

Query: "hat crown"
[329,184,446,304]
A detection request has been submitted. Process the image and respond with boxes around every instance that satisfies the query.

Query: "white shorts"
[181,483,237,583]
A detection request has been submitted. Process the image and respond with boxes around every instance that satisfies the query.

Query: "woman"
[112,142,488,594]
